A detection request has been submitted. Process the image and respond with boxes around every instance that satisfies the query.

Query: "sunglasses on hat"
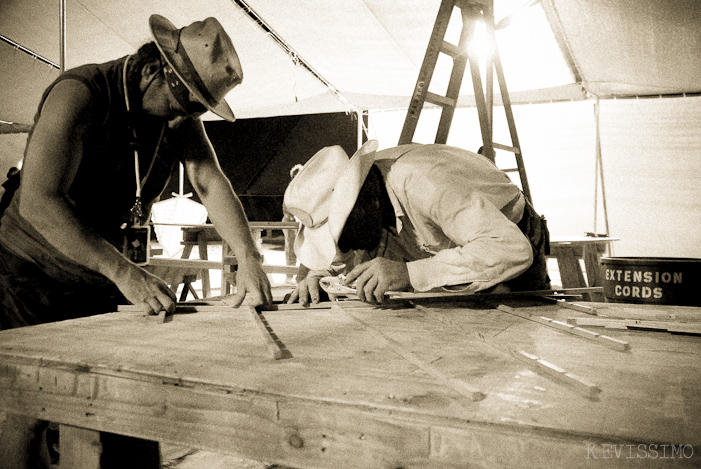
[163,64,208,116]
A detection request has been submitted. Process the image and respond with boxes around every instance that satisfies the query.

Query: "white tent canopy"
[2,0,700,125]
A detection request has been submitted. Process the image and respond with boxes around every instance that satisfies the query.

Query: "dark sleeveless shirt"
[0,56,181,284]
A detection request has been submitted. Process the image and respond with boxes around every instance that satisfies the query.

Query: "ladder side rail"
[399,1,456,145]
[435,8,475,144]
[465,23,492,155]
[493,57,532,203]
[490,34,533,204]
[484,2,495,160]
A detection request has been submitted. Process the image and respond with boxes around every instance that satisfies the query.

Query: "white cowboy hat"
[150,14,243,122]
[283,139,379,270]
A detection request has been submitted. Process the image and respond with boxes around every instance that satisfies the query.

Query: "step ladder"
[399,0,533,204]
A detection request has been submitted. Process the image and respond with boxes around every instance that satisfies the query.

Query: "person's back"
[285,141,550,304]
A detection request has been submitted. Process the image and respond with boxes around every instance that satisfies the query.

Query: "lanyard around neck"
[122,55,164,224]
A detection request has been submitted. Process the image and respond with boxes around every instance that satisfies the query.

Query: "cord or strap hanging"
[122,55,164,225]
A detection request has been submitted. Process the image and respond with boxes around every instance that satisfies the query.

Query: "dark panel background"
[165,112,362,221]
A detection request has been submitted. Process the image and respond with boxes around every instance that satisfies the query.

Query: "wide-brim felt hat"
[150,14,242,122]
[283,140,379,270]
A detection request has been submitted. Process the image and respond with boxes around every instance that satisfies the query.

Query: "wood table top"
[0,298,699,468]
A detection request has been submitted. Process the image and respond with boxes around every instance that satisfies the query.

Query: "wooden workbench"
[0,299,699,468]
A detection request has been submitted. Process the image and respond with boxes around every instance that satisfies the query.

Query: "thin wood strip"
[116,299,360,314]
[494,305,630,352]
[557,301,598,315]
[331,304,486,402]
[476,333,601,400]
[153,221,299,229]
[116,304,233,313]
[248,306,293,360]
[567,317,701,335]
[259,301,373,311]
[147,257,223,270]
[386,287,602,301]
[596,307,701,322]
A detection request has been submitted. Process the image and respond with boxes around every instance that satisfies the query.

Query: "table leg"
[583,244,605,301]
[180,243,194,260]
[197,232,211,298]
[551,245,591,300]
[178,241,198,300]
[221,241,234,295]
[59,426,161,469]
[284,227,297,282]
[58,424,101,469]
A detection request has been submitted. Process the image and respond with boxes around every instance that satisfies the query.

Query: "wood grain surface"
[0,299,699,468]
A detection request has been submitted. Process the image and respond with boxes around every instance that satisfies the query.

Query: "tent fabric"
[543,0,701,98]
[2,0,700,126]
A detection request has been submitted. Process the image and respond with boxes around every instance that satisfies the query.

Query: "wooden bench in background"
[548,236,619,301]
[180,221,300,296]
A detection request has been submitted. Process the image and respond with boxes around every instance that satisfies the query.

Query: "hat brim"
[327,140,379,240]
[149,14,236,122]
[294,222,338,271]
[295,139,379,270]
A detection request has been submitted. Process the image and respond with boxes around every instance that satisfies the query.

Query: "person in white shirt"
[284,139,550,305]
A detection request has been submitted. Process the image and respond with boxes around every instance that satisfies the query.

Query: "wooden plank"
[517,351,602,400]
[249,306,293,360]
[475,332,602,400]
[147,257,222,270]
[258,301,375,311]
[567,317,701,335]
[591,304,701,322]
[386,287,602,302]
[196,229,211,298]
[261,264,299,275]
[3,362,619,469]
[116,304,233,313]
[331,304,486,402]
[493,304,630,351]
[556,301,598,315]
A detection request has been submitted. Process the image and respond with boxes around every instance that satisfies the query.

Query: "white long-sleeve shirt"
[318,144,534,293]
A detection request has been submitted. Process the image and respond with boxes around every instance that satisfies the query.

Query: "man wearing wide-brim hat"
[0,15,271,468]
[284,140,550,305]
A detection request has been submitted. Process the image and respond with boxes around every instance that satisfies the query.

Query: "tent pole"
[59,0,66,72]
[179,163,184,196]
[593,100,599,233]
[593,98,610,237]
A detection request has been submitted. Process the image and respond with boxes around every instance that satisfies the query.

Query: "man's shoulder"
[62,57,123,87]
[52,58,125,114]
